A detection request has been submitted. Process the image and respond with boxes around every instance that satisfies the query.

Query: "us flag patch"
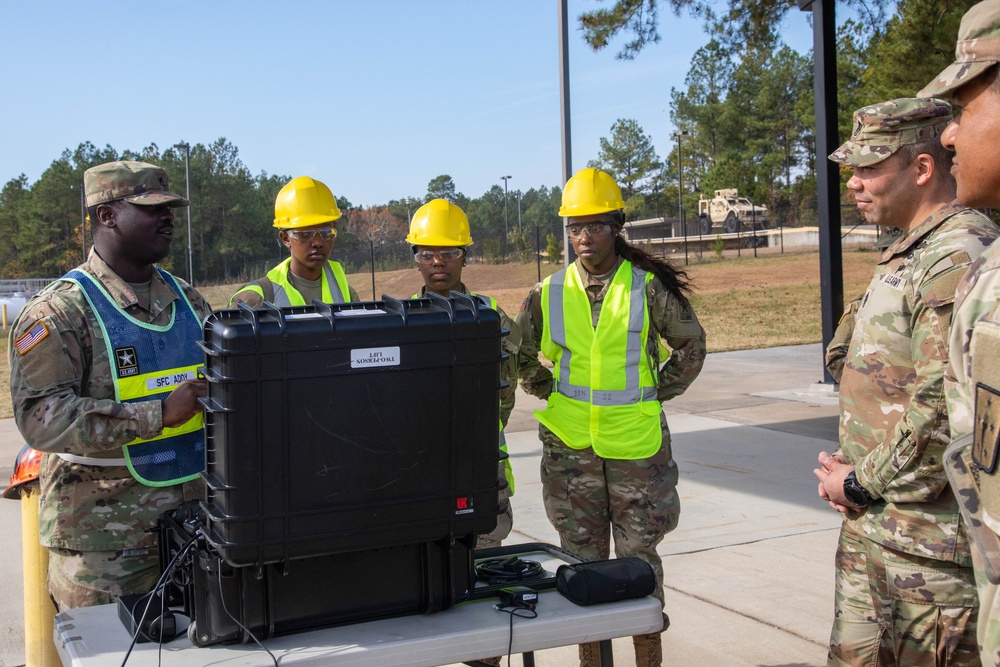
[14,322,48,355]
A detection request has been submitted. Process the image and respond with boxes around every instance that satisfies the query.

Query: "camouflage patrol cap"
[919,0,1000,98]
[84,161,189,208]
[829,98,953,167]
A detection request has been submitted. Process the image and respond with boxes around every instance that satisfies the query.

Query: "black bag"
[555,557,656,606]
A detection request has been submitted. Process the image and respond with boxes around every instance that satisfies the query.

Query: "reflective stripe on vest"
[268,258,350,306]
[64,269,204,486]
[536,260,661,459]
[57,452,127,466]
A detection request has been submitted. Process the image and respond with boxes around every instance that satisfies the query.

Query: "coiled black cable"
[474,556,543,585]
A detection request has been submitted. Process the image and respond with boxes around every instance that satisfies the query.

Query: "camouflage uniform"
[825,230,905,383]
[825,297,861,384]
[942,245,1000,666]
[516,258,705,604]
[413,284,519,549]
[920,4,1000,664]
[826,100,1000,666]
[8,162,210,610]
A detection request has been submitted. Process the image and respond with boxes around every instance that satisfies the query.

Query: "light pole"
[69,183,86,261]
[501,175,512,261]
[173,142,193,285]
[672,130,689,265]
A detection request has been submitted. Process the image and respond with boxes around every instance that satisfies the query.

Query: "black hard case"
[198,294,504,567]
[158,508,475,646]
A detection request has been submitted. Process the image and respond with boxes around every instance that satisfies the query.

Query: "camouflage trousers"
[539,414,680,606]
[829,524,980,666]
[971,545,1000,666]
[48,546,160,611]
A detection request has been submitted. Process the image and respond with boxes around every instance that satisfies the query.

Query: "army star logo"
[115,347,139,378]
[974,383,1000,474]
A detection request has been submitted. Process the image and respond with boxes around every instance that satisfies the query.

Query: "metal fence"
[0,278,55,299]
[0,208,884,320]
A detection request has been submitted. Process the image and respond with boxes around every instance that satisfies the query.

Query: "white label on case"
[350,346,400,368]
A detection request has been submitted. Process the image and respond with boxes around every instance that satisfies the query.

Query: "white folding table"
[54,588,662,667]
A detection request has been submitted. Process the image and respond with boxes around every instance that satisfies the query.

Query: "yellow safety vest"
[537,260,662,459]
[237,258,351,306]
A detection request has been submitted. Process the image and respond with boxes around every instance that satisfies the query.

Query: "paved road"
[0,344,843,667]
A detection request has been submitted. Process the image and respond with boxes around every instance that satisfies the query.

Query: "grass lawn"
[0,248,879,420]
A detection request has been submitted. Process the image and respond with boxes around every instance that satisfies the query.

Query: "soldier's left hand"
[814,451,853,513]
[162,378,208,428]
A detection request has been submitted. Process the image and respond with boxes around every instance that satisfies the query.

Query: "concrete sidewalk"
[0,344,842,667]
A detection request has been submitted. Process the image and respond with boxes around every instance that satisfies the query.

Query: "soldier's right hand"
[162,378,208,428]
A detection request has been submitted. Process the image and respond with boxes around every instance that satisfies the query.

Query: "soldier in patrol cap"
[8,160,212,610]
[814,98,999,666]
[921,2,1000,663]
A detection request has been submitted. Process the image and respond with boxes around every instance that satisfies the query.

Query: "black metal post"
[800,0,843,383]
[557,0,575,266]
[370,239,376,300]
[536,224,541,282]
[77,186,86,260]
[501,175,512,263]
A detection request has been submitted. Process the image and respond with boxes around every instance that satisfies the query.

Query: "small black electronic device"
[117,592,179,644]
[499,586,538,610]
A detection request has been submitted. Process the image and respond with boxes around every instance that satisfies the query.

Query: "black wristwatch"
[843,471,874,507]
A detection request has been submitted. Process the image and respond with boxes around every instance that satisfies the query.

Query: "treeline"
[1,0,975,282]
[0,142,568,284]
[591,0,977,225]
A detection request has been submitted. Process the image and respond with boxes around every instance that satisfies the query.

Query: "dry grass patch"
[685,250,875,352]
[0,249,881,419]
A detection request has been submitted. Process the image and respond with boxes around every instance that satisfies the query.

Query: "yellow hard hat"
[273,176,342,229]
[558,168,625,218]
[406,198,473,246]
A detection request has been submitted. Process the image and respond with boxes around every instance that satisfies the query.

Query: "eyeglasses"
[566,223,611,239]
[287,227,336,242]
[414,248,465,265]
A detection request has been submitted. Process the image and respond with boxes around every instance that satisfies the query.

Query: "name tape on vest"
[145,370,198,391]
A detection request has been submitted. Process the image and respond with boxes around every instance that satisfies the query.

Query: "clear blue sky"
[1,1,817,207]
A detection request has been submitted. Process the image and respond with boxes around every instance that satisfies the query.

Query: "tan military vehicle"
[697,189,768,234]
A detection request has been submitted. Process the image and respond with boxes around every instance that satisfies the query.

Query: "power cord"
[217,565,279,667]
[493,604,537,666]
[119,532,198,667]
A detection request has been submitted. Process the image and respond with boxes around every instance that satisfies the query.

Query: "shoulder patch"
[679,302,694,323]
[13,321,49,355]
[837,302,853,325]
[974,382,1000,474]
